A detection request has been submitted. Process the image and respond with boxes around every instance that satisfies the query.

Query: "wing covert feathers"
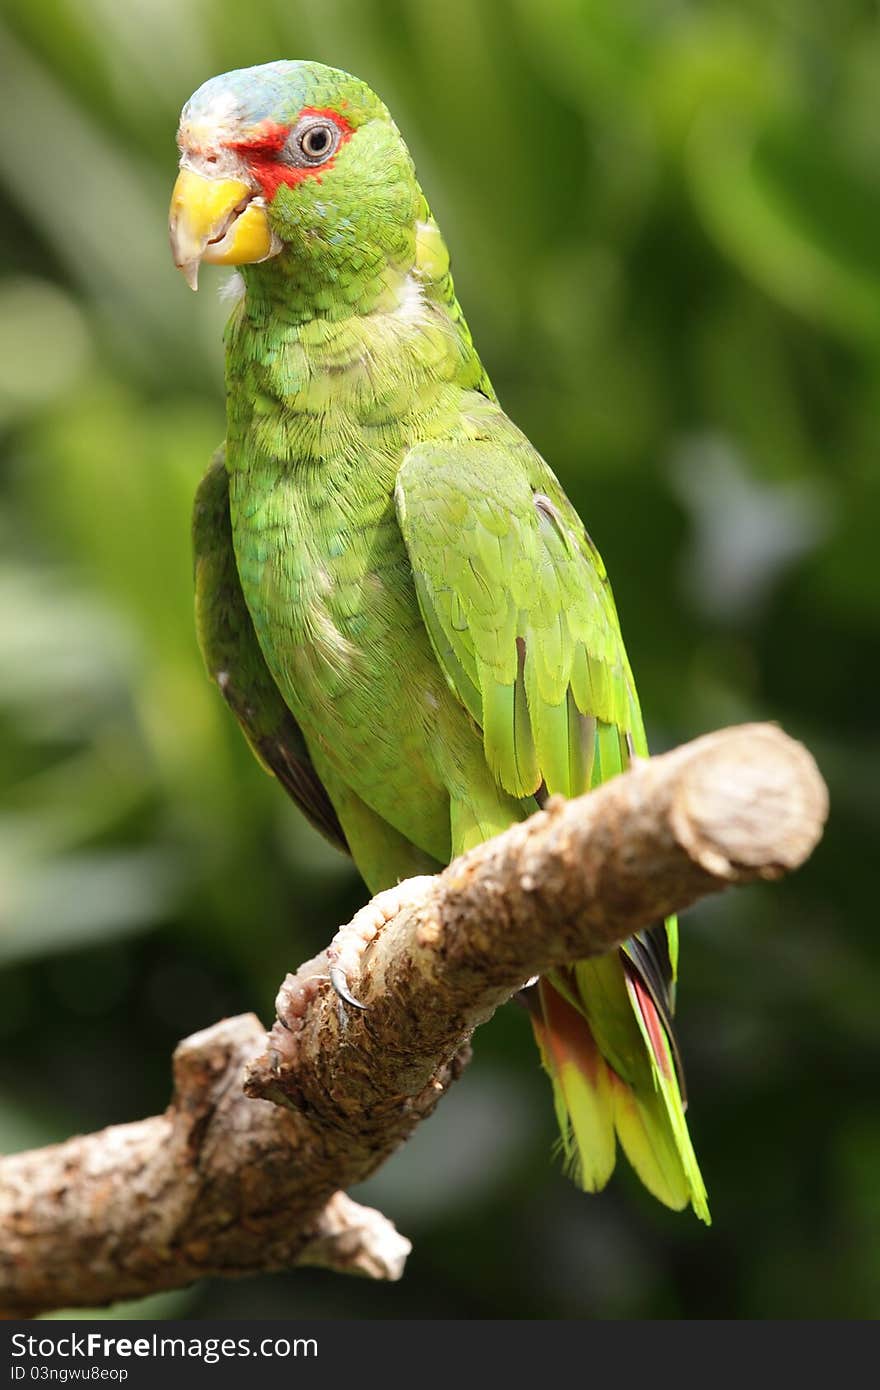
[395,441,641,802]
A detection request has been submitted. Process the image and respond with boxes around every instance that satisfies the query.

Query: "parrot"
[169,59,709,1222]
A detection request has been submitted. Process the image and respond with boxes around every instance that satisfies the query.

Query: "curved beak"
[169,167,277,290]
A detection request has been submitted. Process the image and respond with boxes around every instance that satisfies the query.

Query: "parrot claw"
[325,875,435,1016]
[329,964,367,1010]
[514,977,541,1013]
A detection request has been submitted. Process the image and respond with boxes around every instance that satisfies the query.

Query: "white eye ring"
[288,117,340,167]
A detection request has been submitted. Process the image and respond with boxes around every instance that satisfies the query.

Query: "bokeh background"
[0,0,877,1320]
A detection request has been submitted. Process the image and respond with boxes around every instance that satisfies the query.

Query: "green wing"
[193,449,348,854]
[395,438,643,802]
[395,435,708,1221]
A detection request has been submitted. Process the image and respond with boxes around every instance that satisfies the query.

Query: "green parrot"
[169,60,709,1222]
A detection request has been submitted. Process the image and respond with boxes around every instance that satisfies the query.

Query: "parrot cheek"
[168,167,284,290]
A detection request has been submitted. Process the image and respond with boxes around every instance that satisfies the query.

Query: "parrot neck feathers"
[219,271,246,305]
[390,271,430,327]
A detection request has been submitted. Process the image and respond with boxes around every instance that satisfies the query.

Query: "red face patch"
[226,108,354,201]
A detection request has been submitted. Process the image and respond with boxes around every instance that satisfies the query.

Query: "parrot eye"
[287,116,341,167]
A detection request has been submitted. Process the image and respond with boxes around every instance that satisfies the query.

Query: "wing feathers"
[398,444,640,804]
[193,451,348,853]
[395,437,707,1219]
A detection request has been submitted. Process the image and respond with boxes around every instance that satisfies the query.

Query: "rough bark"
[0,1017,411,1317]
[0,723,827,1316]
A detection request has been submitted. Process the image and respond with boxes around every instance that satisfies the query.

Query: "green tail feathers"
[532,969,710,1223]
[532,976,617,1193]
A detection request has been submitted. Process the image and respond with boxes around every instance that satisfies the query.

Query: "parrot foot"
[327,875,436,1012]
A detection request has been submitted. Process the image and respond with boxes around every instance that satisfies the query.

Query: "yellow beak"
[168,167,276,290]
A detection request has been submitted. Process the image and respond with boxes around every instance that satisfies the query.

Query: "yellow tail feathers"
[531,974,710,1222]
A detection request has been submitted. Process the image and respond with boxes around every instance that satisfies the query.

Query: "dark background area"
[0,0,877,1319]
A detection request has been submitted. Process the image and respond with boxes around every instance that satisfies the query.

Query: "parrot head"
[169,61,420,293]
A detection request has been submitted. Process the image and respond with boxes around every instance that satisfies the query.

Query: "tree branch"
[0,724,827,1316]
[0,1016,411,1317]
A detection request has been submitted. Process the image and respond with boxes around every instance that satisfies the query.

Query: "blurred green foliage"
[0,0,877,1320]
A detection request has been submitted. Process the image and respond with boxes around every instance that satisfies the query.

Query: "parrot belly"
[228,451,520,871]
